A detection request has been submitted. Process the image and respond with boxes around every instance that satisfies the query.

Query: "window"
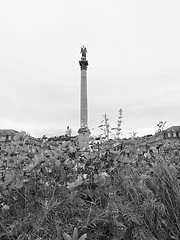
[7,135,11,140]
[0,136,6,141]
[173,132,176,137]
[167,133,171,138]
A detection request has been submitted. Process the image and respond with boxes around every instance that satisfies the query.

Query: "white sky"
[0,0,180,138]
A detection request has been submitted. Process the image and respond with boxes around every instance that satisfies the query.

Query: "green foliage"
[0,131,180,240]
[63,227,87,240]
[98,113,111,140]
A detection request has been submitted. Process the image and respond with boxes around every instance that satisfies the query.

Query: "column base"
[78,127,91,149]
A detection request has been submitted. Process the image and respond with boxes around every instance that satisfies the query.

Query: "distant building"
[0,129,39,149]
[0,129,19,149]
[138,126,180,150]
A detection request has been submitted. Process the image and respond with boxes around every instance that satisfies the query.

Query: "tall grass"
[1,134,180,240]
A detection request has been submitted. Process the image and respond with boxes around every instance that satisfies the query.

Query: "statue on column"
[80,46,87,58]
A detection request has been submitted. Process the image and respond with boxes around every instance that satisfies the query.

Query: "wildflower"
[82,174,87,179]
[67,176,83,190]
[144,152,151,159]
[1,203,10,210]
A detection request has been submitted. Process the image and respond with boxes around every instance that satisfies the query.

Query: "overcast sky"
[0,0,180,138]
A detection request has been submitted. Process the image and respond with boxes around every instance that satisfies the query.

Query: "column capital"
[79,60,88,70]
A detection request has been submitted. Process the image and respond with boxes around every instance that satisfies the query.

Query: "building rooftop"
[165,126,180,132]
[0,129,19,134]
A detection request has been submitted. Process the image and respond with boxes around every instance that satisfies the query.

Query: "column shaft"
[81,69,88,127]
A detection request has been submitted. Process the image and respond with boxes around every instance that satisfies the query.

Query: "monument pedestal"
[78,127,90,149]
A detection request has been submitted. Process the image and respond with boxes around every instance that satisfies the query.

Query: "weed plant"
[0,131,180,240]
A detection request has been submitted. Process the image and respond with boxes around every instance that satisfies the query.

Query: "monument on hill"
[78,46,90,148]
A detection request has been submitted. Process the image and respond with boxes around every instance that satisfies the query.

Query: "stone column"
[80,62,88,127]
[78,46,90,148]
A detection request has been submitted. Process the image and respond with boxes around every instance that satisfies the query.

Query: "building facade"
[138,126,180,151]
[0,129,19,149]
[0,129,40,149]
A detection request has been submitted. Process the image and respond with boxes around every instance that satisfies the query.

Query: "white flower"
[67,176,83,190]
[1,203,10,210]
[83,174,87,179]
